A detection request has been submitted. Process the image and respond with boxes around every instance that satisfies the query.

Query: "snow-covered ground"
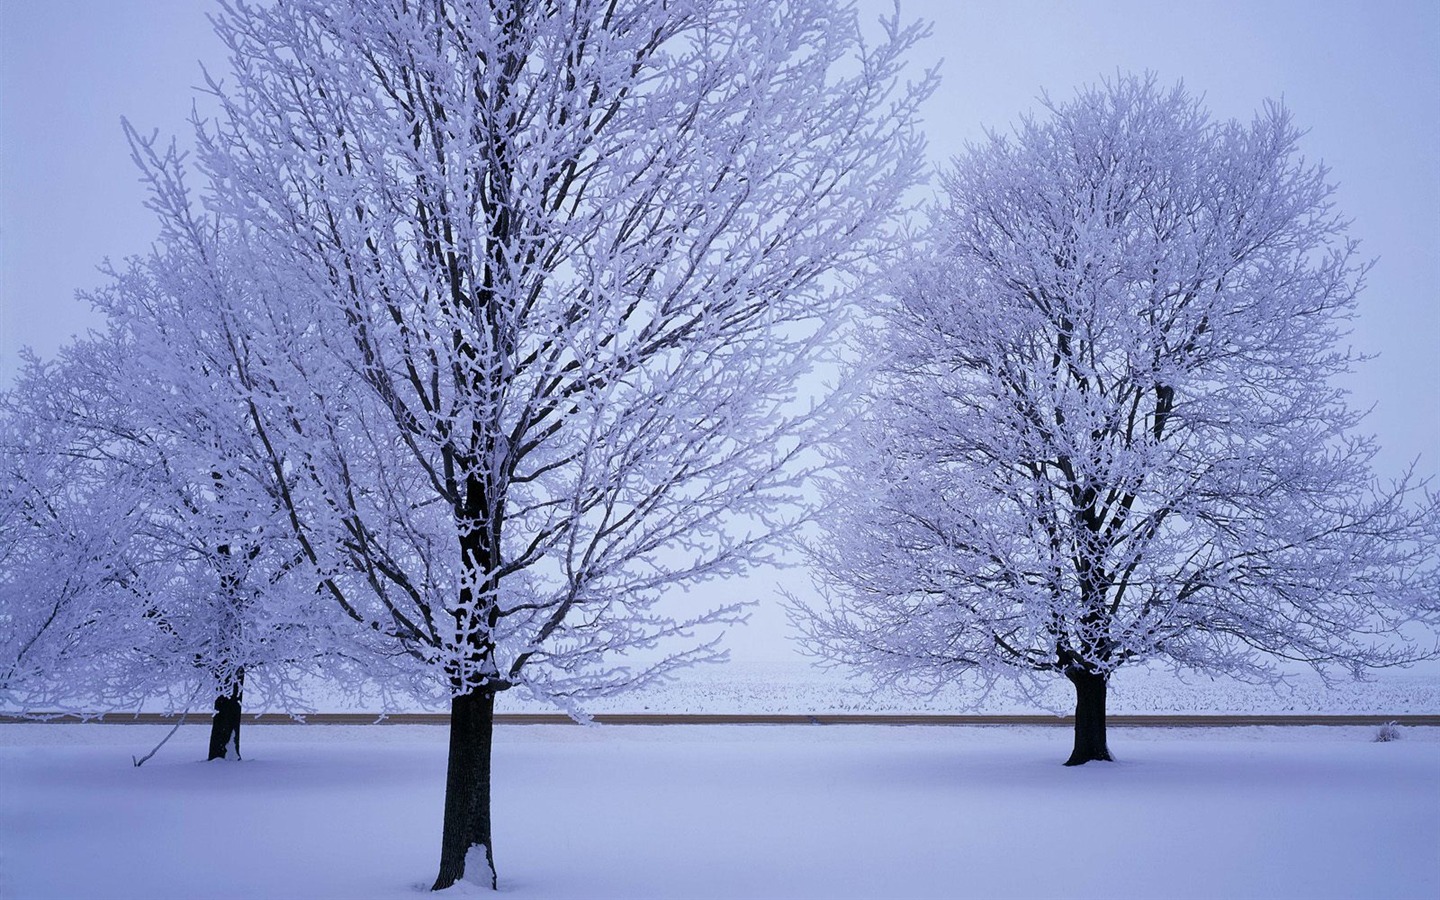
[2,721,1436,899]
[28,658,1438,720]
[192,658,1440,719]
[530,658,1440,716]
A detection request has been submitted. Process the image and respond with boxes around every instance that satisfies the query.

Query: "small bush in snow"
[1374,722,1402,742]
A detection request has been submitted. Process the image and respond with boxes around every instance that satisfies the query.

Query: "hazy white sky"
[1,1,1437,658]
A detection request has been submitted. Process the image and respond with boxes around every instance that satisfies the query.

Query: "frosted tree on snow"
[0,272,355,758]
[0,134,376,754]
[792,75,1440,766]
[0,341,338,754]
[164,0,931,889]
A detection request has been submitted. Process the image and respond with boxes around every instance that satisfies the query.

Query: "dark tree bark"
[209,536,249,762]
[432,688,498,891]
[1063,667,1113,766]
[207,685,243,761]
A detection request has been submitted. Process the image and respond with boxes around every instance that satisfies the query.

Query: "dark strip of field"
[4,712,1438,726]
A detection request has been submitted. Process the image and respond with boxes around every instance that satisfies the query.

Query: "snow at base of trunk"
[462,843,495,890]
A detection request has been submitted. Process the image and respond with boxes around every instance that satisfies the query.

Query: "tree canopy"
[793,74,1440,764]
[163,0,929,886]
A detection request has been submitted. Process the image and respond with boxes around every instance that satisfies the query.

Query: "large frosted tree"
[171,0,930,888]
[793,75,1440,766]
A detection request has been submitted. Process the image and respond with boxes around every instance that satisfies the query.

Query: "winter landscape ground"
[3,661,1439,900]
[2,722,1436,900]
[504,659,1440,717]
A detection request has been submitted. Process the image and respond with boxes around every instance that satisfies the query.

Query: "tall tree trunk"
[432,688,498,891]
[1064,667,1112,766]
[207,670,243,761]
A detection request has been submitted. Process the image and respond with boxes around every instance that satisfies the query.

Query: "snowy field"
[2,722,1437,900]
[167,658,1440,720]
[534,659,1440,717]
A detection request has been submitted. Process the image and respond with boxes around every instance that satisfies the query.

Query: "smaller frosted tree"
[0,328,342,745]
[793,75,1440,765]
[0,143,374,750]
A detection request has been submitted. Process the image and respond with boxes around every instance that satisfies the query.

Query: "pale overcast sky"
[1,2,1437,662]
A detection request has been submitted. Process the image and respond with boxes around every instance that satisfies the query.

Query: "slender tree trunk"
[207,670,244,761]
[1064,667,1112,766]
[432,688,498,891]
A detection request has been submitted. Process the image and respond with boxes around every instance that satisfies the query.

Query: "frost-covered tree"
[793,75,1440,766]
[176,0,930,888]
[0,331,338,753]
[0,135,367,755]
